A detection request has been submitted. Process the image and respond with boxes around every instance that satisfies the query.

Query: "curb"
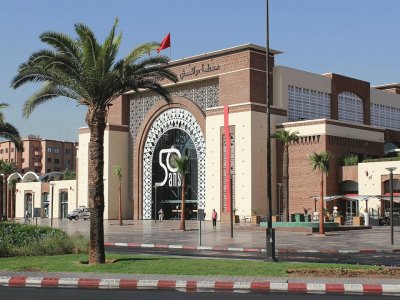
[0,276,399,295]
[104,242,400,254]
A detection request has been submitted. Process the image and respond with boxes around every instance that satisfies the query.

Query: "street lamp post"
[230,174,235,238]
[265,0,276,261]
[154,183,161,223]
[50,182,55,227]
[386,167,397,245]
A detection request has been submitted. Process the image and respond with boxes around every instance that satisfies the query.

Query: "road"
[105,246,400,266]
[0,287,397,299]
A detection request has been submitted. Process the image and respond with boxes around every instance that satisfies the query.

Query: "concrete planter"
[251,215,261,224]
[334,216,345,225]
[272,215,280,222]
[353,216,364,226]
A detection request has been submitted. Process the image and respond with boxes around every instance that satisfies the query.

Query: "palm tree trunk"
[118,180,123,226]
[319,171,325,235]
[282,144,289,222]
[0,177,3,221]
[87,109,107,264]
[179,175,186,231]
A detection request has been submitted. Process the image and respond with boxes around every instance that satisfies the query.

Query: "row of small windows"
[288,86,331,121]
[338,91,363,124]
[371,103,400,130]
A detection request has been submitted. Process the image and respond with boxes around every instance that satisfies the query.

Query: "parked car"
[385,207,400,217]
[67,207,90,221]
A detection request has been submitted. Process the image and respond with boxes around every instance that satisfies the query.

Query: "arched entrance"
[142,108,205,220]
[24,193,32,218]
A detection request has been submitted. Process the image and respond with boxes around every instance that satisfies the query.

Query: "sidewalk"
[1,270,400,295]
[27,218,400,252]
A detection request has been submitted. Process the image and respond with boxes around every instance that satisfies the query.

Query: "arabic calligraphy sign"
[179,63,220,80]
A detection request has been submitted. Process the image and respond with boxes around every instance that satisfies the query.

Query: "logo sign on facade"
[156,148,182,187]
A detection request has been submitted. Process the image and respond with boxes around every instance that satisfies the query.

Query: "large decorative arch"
[142,108,206,219]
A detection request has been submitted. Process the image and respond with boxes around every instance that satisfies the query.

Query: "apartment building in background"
[0,135,78,174]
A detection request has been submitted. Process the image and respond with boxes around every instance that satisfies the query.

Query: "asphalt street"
[105,245,400,266]
[0,287,397,300]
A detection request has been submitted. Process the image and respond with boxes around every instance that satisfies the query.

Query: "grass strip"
[0,254,380,277]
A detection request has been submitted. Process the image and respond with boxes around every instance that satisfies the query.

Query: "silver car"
[67,207,90,221]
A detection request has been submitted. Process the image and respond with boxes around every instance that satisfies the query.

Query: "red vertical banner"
[224,106,231,212]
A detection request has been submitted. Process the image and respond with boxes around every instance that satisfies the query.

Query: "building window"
[371,103,400,130]
[55,159,60,164]
[288,85,331,121]
[5,159,8,162]
[65,149,71,154]
[22,158,25,163]
[47,169,52,173]
[54,148,60,154]
[11,148,14,152]
[338,91,363,124]
[5,148,8,153]
[22,147,24,152]
[35,169,38,173]
[47,158,52,163]
[11,159,13,163]
[66,159,70,167]
[0,149,3,154]
[47,147,52,153]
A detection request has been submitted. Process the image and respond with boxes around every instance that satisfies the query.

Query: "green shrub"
[363,157,400,163]
[342,155,359,166]
[0,222,88,257]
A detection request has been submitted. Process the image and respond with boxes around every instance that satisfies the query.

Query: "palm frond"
[0,123,22,150]
[124,42,160,64]
[172,156,190,175]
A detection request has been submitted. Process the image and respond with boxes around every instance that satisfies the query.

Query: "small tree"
[113,165,123,226]
[309,151,332,235]
[173,156,190,231]
[272,129,299,221]
[63,168,76,180]
[0,161,16,220]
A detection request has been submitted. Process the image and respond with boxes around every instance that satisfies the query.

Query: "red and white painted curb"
[104,242,400,254]
[0,276,399,295]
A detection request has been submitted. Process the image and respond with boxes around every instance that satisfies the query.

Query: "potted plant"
[303,207,311,222]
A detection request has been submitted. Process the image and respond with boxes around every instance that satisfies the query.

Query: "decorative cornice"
[206,103,287,117]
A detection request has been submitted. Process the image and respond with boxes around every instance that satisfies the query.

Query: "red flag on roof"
[157,33,171,53]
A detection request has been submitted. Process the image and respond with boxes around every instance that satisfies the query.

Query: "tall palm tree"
[114,165,123,226]
[309,151,332,235]
[173,156,190,231]
[11,19,178,263]
[0,103,22,149]
[272,129,299,222]
[0,161,16,220]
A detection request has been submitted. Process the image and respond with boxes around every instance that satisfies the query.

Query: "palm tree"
[173,156,190,231]
[11,19,178,263]
[272,129,299,222]
[0,161,16,221]
[0,103,22,149]
[309,151,332,235]
[114,165,123,226]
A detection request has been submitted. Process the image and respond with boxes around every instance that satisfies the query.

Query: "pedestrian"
[158,209,164,222]
[25,209,30,223]
[212,209,218,228]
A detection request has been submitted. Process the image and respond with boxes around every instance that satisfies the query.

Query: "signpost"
[198,209,205,246]
[33,208,41,225]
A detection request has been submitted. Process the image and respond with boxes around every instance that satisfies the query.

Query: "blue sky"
[1,0,399,141]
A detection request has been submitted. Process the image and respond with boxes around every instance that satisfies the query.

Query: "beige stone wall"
[104,128,130,219]
[77,129,90,210]
[273,66,332,110]
[15,180,77,219]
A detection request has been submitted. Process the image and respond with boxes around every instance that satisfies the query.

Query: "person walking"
[158,209,164,222]
[212,209,218,228]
